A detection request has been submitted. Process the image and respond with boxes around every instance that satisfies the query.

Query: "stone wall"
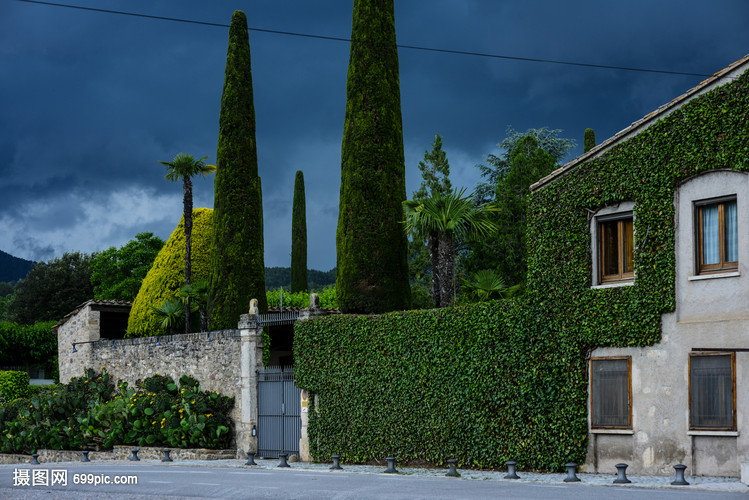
[56,302,264,458]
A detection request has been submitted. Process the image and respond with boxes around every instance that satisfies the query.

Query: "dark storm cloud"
[2,0,748,268]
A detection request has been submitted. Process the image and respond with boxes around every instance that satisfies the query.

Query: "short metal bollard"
[613,463,631,484]
[129,449,140,461]
[445,459,460,477]
[277,453,290,468]
[671,464,689,485]
[504,460,520,479]
[330,455,343,470]
[81,451,90,462]
[31,454,40,465]
[246,451,257,466]
[563,462,581,482]
[384,456,398,474]
[162,449,173,462]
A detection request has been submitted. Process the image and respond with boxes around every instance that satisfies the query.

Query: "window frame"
[590,356,632,430]
[688,352,736,431]
[598,213,635,284]
[695,196,738,275]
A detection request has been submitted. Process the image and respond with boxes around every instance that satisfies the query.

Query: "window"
[697,198,737,274]
[599,216,634,283]
[689,353,735,430]
[591,357,631,428]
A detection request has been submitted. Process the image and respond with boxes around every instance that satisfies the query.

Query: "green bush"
[0,371,30,402]
[127,209,213,337]
[265,286,338,309]
[0,368,234,453]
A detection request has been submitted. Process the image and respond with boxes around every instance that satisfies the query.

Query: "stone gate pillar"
[236,302,264,458]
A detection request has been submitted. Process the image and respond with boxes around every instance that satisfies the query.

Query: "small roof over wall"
[531,54,749,192]
[53,299,132,331]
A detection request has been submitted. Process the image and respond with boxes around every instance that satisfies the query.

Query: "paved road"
[0,462,746,500]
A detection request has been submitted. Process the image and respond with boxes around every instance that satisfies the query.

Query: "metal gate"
[257,366,301,458]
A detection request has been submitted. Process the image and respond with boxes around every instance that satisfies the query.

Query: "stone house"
[530,54,749,478]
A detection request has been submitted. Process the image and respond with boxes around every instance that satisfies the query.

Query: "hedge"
[295,66,749,469]
[0,371,30,402]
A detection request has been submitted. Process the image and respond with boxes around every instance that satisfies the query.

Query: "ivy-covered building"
[530,54,749,478]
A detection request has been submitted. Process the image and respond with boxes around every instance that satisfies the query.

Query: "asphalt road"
[0,462,745,500]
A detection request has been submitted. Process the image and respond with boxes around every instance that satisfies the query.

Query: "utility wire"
[12,0,716,78]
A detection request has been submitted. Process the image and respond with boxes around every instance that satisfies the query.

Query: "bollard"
[613,463,631,484]
[563,462,581,482]
[504,461,520,479]
[81,451,90,463]
[671,464,689,485]
[246,451,257,466]
[31,454,40,465]
[162,449,173,462]
[129,449,140,461]
[446,459,460,477]
[277,453,290,468]
[330,455,343,470]
[384,456,398,474]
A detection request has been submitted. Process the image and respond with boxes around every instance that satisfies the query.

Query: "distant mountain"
[0,250,34,282]
[265,267,336,291]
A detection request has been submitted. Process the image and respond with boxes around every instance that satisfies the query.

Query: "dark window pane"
[601,221,619,276]
[690,355,733,429]
[592,358,629,427]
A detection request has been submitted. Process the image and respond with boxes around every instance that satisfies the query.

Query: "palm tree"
[159,153,215,333]
[178,279,210,332]
[403,188,498,307]
[461,269,523,302]
[152,298,184,335]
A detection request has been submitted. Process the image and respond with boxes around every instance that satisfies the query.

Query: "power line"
[12,0,715,78]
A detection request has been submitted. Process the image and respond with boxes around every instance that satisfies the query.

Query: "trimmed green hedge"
[295,67,749,469]
[127,209,212,337]
[0,371,30,402]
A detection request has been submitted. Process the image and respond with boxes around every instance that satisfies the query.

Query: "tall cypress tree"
[335,0,411,313]
[584,128,596,153]
[291,170,308,293]
[209,10,267,328]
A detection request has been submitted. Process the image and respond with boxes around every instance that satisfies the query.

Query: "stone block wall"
[56,301,264,458]
[90,330,242,424]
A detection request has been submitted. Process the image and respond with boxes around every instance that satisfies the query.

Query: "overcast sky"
[2,0,748,271]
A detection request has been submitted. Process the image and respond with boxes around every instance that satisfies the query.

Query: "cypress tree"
[335,0,412,313]
[291,170,308,293]
[209,10,267,328]
[584,128,596,153]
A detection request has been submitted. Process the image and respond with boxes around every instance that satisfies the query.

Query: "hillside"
[0,250,34,282]
[265,267,335,291]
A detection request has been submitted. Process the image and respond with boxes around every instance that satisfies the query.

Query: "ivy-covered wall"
[295,67,749,469]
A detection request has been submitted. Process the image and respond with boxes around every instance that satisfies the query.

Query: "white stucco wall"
[586,171,749,478]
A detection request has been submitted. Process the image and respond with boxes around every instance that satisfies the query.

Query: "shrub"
[0,371,30,401]
[0,368,234,453]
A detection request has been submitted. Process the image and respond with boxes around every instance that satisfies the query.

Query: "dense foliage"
[0,322,58,381]
[0,369,234,453]
[127,209,212,337]
[583,128,596,153]
[9,252,93,325]
[296,67,749,470]
[90,232,165,302]
[210,10,267,328]
[291,170,308,293]
[335,0,411,313]
[266,286,338,309]
[0,371,30,403]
